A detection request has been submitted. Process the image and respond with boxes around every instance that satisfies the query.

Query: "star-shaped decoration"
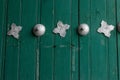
[97,20,114,37]
[7,23,22,39]
[53,21,70,37]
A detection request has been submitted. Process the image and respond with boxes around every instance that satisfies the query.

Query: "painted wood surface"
[0,0,119,80]
[0,0,7,80]
[5,0,21,80]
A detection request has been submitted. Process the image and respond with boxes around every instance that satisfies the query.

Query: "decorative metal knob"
[78,24,89,36]
[33,24,46,37]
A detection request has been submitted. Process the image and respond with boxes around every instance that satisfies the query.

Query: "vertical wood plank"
[71,0,78,80]
[106,0,118,80]
[54,0,71,80]
[116,0,120,79]
[4,0,21,80]
[36,0,40,80]
[0,0,3,76]
[39,0,54,80]
[0,0,7,79]
[19,0,37,80]
[79,0,91,79]
[90,0,108,80]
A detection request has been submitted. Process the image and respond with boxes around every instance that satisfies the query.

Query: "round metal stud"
[78,24,89,36]
[33,24,46,37]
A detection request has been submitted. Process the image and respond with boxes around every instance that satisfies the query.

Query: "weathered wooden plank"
[35,0,40,80]
[79,0,91,79]
[19,0,37,80]
[116,0,120,79]
[54,0,71,80]
[71,0,78,80]
[106,0,118,80]
[0,0,3,74]
[39,0,54,80]
[0,0,7,80]
[90,0,108,80]
[4,0,21,80]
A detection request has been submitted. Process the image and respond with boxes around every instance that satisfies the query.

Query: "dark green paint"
[71,0,78,80]
[106,0,118,79]
[4,0,21,80]
[90,0,108,80]
[0,0,7,80]
[0,0,119,80]
[54,0,71,80]
[117,0,120,80]
[40,0,54,80]
[19,0,37,80]
[79,0,91,79]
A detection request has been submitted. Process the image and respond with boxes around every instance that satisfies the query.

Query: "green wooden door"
[0,0,120,80]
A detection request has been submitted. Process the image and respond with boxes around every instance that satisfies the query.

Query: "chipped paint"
[36,49,39,80]
[72,47,76,72]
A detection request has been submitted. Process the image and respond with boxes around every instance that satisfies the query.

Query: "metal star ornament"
[97,20,114,37]
[53,21,70,37]
[7,23,22,39]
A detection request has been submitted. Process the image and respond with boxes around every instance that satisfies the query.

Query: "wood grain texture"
[116,0,120,79]
[0,0,7,80]
[0,0,3,77]
[79,0,91,79]
[106,0,118,80]
[4,0,21,80]
[0,0,119,80]
[54,0,71,80]
[40,0,54,80]
[19,0,37,80]
[71,0,78,80]
[35,0,40,80]
[90,0,108,80]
